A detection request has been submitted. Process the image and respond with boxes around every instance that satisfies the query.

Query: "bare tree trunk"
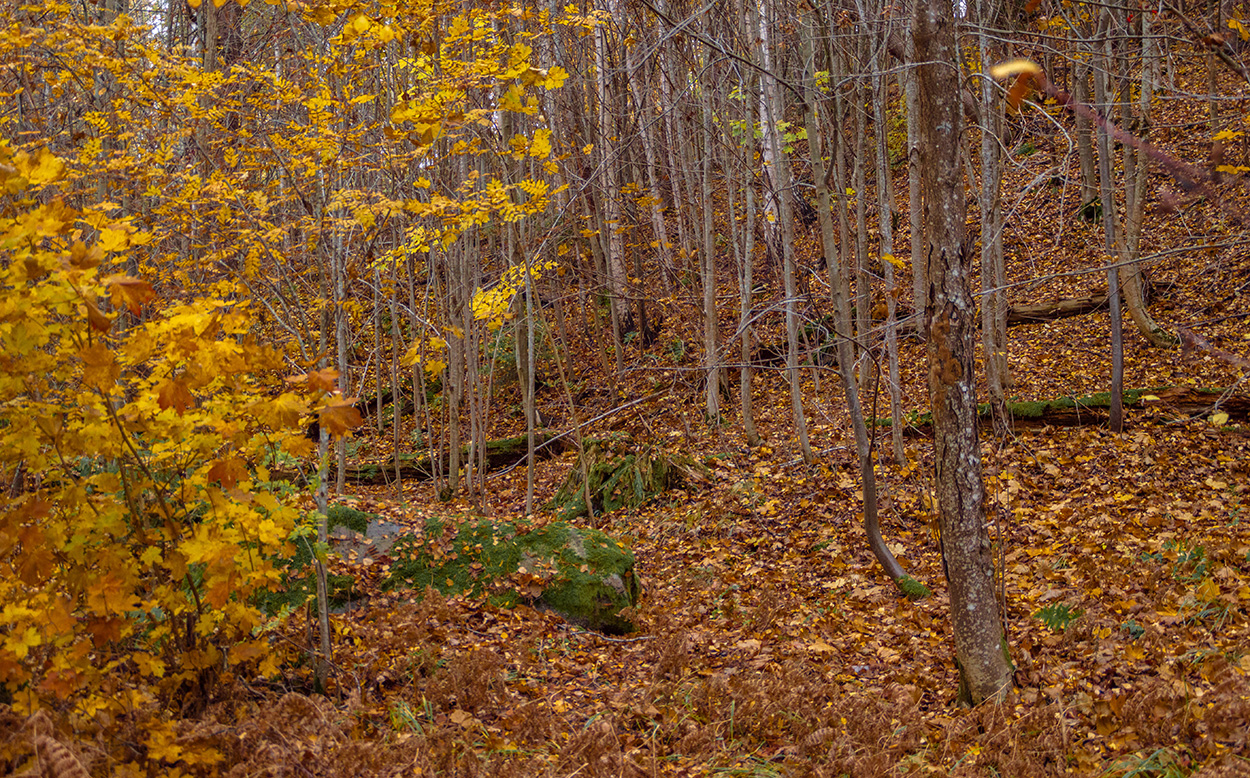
[730,6,761,446]
[313,428,332,689]
[915,0,1014,705]
[852,95,872,403]
[626,40,676,295]
[1093,16,1125,432]
[701,67,722,422]
[1073,60,1100,209]
[758,0,811,462]
[870,16,906,464]
[1119,6,1177,349]
[978,0,1010,420]
[802,11,909,587]
[594,2,626,374]
[904,29,926,330]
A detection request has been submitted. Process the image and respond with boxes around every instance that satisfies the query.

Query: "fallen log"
[272,432,572,485]
[881,386,1248,431]
[1006,294,1109,325]
[760,295,1122,361]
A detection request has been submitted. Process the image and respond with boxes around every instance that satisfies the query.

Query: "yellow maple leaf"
[23,148,65,186]
[252,393,308,429]
[4,626,41,660]
[543,66,569,90]
[98,225,130,253]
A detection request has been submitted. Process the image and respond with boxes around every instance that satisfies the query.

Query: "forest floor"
[192,100,1250,777]
[12,73,1250,778]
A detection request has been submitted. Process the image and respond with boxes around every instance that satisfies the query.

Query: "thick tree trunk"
[915,0,1014,705]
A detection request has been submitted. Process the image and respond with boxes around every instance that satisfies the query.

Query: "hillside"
[2,0,1250,775]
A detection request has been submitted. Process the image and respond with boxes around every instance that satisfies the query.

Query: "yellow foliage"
[0,138,321,714]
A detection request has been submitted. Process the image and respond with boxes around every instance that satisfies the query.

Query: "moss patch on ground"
[384,519,641,634]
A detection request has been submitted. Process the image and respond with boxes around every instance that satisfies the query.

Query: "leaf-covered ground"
[128,221,1250,777]
[7,65,1250,778]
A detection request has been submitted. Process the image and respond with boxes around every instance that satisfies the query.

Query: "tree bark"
[801,9,908,587]
[915,0,1014,705]
[870,11,906,465]
[1093,16,1125,432]
[758,0,811,462]
[977,1,1010,420]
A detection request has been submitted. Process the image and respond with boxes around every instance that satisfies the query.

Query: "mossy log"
[341,432,572,484]
[274,433,572,485]
[883,386,1247,431]
[1005,294,1109,325]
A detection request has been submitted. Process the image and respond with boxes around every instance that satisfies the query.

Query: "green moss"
[384,519,640,634]
[326,505,372,535]
[257,504,379,615]
[897,575,931,601]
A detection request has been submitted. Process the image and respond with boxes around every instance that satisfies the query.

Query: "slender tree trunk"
[802,11,907,586]
[915,0,1014,705]
[626,42,676,295]
[1073,60,1100,209]
[871,23,906,464]
[1119,6,1177,348]
[852,96,872,403]
[1093,17,1125,432]
[701,67,722,421]
[978,0,1010,422]
[904,29,926,331]
[758,0,811,462]
[594,2,626,373]
[730,8,761,446]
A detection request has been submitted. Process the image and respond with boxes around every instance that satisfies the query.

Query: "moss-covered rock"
[384,519,641,634]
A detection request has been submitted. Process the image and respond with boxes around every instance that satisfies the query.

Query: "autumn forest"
[2,0,1250,774]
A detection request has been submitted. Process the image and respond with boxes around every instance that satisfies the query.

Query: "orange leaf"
[318,396,363,436]
[157,378,195,414]
[259,393,309,429]
[306,368,340,393]
[85,298,113,333]
[69,241,103,270]
[1005,72,1037,111]
[206,456,248,490]
[80,343,120,388]
[107,276,156,315]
